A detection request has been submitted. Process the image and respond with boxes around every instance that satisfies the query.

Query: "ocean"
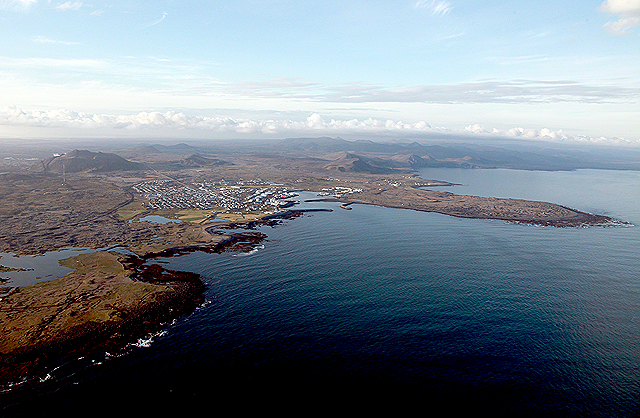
[2,168,639,417]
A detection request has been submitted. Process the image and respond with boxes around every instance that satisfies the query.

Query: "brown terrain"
[0,145,624,384]
[327,185,611,227]
[0,251,204,381]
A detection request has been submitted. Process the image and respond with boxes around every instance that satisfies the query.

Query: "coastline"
[0,230,271,386]
[208,208,333,231]
[307,193,623,227]
[0,183,627,387]
[0,208,321,386]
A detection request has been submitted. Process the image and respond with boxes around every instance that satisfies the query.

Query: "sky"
[0,0,639,145]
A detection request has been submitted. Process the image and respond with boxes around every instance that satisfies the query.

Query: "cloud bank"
[1,106,637,146]
[329,80,639,104]
[2,52,636,107]
[599,0,640,35]
[463,124,636,146]
[224,79,639,105]
[0,107,433,135]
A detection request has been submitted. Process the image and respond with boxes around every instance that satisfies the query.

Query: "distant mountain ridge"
[114,144,230,168]
[31,150,144,173]
[277,137,640,171]
[116,143,201,161]
[323,152,399,174]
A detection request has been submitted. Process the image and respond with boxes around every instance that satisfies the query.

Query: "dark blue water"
[2,169,639,417]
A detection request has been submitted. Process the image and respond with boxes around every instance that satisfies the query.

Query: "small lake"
[130,215,183,224]
[0,247,96,287]
[0,246,137,287]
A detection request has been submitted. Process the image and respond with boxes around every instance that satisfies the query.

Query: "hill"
[31,150,144,173]
[323,152,402,174]
[179,154,229,167]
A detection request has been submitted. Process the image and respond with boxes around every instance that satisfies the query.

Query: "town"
[131,179,300,213]
[316,186,364,197]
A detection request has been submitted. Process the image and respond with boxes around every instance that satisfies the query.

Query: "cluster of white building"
[132,180,221,210]
[132,179,298,212]
[317,186,363,198]
[244,188,298,209]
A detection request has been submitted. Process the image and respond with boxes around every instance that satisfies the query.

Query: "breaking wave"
[232,244,265,257]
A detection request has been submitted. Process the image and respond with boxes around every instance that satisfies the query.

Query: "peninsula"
[0,143,625,384]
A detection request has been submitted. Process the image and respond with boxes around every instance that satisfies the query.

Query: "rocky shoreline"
[309,192,624,228]
[0,230,270,386]
[209,208,333,231]
[0,206,329,386]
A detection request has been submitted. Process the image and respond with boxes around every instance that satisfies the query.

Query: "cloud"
[2,51,635,107]
[0,107,435,136]
[225,77,320,98]
[415,0,452,17]
[599,0,640,15]
[439,32,464,40]
[1,106,637,146]
[183,77,639,105]
[321,80,639,105]
[146,12,167,28]
[465,123,639,146]
[0,0,37,11]
[1,56,107,69]
[598,0,640,35]
[54,1,82,11]
[32,36,80,45]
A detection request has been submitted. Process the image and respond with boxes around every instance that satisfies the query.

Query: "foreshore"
[0,230,271,386]
[0,208,324,386]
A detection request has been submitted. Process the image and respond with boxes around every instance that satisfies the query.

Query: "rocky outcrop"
[0,251,205,383]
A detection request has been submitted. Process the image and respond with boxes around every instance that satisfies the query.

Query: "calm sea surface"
[2,168,639,416]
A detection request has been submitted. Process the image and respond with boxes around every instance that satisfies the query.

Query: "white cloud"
[1,106,637,146]
[54,1,82,11]
[599,0,640,14]
[322,80,640,105]
[0,107,435,136]
[226,77,320,99]
[465,123,639,146]
[598,0,640,35]
[1,56,107,69]
[415,0,452,17]
[191,77,640,105]
[1,51,636,107]
[32,36,80,45]
[146,12,167,28]
[602,16,640,35]
[0,0,37,11]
